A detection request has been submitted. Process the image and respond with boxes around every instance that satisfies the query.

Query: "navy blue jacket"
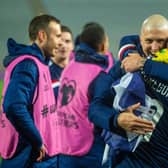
[49,60,64,97]
[3,38,49,153]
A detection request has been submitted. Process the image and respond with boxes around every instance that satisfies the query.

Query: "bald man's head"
[141,14,168,35]
[140,14,168,56]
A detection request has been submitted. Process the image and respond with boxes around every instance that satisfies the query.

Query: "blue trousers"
[57,134,105,168]
[0,145,57,168]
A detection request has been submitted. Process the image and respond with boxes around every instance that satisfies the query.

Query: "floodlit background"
[0,0,168,161]
[0,0,168,71]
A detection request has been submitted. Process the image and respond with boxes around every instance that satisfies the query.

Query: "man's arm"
[88,70,125,135]
[88,62,154,136]
[118,35,141,60]
[121,53,168,81]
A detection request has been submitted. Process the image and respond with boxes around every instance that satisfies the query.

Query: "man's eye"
[145,40,152,44]
[157,39,165,43]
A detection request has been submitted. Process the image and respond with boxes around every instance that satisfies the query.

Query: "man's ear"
[99,42,106,54]
[38,30,47,43]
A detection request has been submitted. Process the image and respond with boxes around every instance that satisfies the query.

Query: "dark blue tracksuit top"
[2,38,50,153]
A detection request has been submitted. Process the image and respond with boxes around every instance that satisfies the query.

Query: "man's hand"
[36,145,46,162]
[117,103,154,135]
[121,53,146,72]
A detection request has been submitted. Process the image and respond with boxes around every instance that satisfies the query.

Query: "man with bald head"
[119,14,168,69]
[89,14,168,168]
[113,14,168,167]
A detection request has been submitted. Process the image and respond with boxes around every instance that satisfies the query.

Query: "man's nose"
[58,40,63,47]
[151,41,160,52]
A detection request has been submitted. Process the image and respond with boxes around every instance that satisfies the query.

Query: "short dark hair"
[61,25,72,34]
[80,22,105,51]
[83,21,99,30]
[61,25,73,38]
[29,14,60,41]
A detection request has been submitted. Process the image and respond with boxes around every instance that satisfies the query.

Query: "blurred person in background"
[49,25,74,98]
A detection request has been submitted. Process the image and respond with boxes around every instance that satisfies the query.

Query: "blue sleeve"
[118,35,140,60]
[88,62,126,136]
[3,59,43,151]
[108,61,125,81]
[143,59,168,81]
